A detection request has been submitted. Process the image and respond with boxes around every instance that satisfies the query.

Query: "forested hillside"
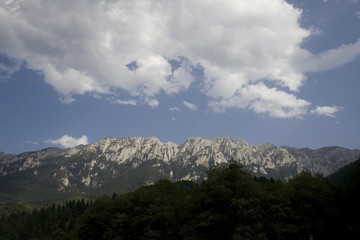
[1,158,360,239]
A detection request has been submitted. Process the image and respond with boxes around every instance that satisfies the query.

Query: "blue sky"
[1,0,360,154]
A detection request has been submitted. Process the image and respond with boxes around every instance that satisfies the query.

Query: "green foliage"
[0,199,90,240]
[77,180,188,240]
[1,159,360,239]
[336,157,360,239]
[285,172,338,239]
[329,158,359,186]
[0,202,33,218]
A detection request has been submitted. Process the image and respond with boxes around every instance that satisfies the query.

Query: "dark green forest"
[1,158,360,240]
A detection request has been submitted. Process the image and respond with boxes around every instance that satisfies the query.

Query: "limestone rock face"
[0,136,359,202]
[62,136,301,180]
[0,148,66,176]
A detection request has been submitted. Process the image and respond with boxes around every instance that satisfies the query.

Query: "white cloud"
[46,134,88,148]
[209,83,311,118]
[0,56,23,81]
[299,39,360,72]
[356,11,360,18]
[169,107,180,112]
[115,99,137,106]
[147,99,159,108]
[0,0,358,118]
[311,106,342,117]
[25,140,38,145]
[183,101,198,111]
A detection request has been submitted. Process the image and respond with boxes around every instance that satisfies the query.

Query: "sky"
[1,0,360,154]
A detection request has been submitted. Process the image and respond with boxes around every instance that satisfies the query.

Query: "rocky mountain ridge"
[0,136,359,202]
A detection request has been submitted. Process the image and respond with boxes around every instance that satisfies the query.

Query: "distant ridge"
[0,136,359,203]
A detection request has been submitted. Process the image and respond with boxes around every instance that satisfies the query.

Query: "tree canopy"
[1,158,360,239]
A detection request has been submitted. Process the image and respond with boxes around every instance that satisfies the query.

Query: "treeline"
[1,159,360,240]
[0,199,90,239]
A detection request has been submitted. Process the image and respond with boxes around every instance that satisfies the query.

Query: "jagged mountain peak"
[181,135,244,148]
[210,135,234,142]
[0,136,359,203]
[94,136,165,147]
[182,136,209,145]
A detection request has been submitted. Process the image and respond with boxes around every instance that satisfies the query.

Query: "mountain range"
[0,136,359,203]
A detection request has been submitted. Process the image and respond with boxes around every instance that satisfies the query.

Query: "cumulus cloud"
[183,101,198,111]
[356,11,360,18]
[46,134,88,148]
[299,39,360,72]
[0,0,359,118]
[25,140,38,145]
[0,55,23,81]
[115,99,137,106]
[147,99,159,108]
[311,106,342,117]
[209,83,311,118]
[169,107,181,112]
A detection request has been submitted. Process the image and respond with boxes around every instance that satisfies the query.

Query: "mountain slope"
[0,136,359,203]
